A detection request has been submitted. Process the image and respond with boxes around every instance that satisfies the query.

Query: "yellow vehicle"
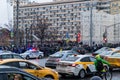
[105,53,120,68]
[0,59,59,80]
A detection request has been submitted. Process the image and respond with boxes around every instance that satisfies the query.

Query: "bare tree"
[4,20,13,31]
[0,28,10,46]
[34,16,51,46]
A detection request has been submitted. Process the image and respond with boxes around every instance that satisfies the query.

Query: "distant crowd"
[0,42,120,57]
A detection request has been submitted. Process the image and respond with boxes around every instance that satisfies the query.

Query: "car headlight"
[51,69,58,74]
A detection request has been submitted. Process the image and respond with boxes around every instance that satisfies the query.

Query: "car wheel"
[78,69,86,78]
[26,55,29,60]
[38,55,42,59]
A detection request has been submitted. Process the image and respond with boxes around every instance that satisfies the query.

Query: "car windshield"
[112,53,120,57]
[115,47,120,50]
[100,51,112,55]
[62,56,79,62]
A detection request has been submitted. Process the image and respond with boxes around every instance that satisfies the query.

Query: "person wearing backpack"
[94,55,110,78]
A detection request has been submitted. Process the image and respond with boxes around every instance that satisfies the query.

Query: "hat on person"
[95,55,101,59]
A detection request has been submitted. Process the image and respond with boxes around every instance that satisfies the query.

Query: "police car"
[56,55,97,78]
[20,49,44,59]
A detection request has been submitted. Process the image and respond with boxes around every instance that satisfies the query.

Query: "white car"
[56,55,97,78]
[20,50,44,59]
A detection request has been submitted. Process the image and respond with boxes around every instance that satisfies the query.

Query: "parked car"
[0,59,59,80]
[45,50,80,69]
[20,50,44,59]
[56,54,108,78]
[0,52,24,59]
[0,65,52,80]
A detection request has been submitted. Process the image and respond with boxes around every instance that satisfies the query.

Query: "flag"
[66,32,70,43]
[77,32,81,43]
[60,48,62,52]
[66,32,70,39]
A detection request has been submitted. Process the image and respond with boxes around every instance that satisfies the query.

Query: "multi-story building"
[81,10,114,44]
[110,0,120,14]
[13,0,119,45]
[8,0,30,5]
[53,0,74,2]
[96,0,111,13]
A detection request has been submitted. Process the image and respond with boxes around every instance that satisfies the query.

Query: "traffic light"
[103,38,107,43]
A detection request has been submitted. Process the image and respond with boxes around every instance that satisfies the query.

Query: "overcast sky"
[0,0,52,27]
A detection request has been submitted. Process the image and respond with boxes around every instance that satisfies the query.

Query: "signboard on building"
[110,1,120,14]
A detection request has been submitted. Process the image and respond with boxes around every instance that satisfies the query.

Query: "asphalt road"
[29,58,120,80]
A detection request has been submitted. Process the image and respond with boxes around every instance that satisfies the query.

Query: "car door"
[75,57,96,73]
[18,61,37,76]
[28,52,33,58]
[12,54,24,59]
[19,61,43,78]
[80,57,93,70]
[88,57,96,72]
[33,51,38,58]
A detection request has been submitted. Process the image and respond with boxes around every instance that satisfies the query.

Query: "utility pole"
[90,0,93,47]
[16,0,19,46]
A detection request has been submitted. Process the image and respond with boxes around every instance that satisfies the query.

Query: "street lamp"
[16,0,19,46]
[90,0,93,47]
[9,0,20,46]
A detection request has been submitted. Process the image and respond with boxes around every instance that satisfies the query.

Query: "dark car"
[0,51,24,59]
[45,50,80,69]
[0,65,52,80]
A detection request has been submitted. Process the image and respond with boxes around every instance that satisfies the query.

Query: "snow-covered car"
[20,50,44,59]
[56,55,97,78]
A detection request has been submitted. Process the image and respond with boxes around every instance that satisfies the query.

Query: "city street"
[29,58,120,80]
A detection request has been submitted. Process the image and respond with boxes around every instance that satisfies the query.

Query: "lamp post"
[25,27,28,48]
[90,0,93,47]
[16,0,19,46]
[7,0,20,47]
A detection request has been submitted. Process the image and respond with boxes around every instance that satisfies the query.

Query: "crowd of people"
[0,42,120,56]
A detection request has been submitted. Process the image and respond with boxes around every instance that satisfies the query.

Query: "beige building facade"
[13,0,120,45]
